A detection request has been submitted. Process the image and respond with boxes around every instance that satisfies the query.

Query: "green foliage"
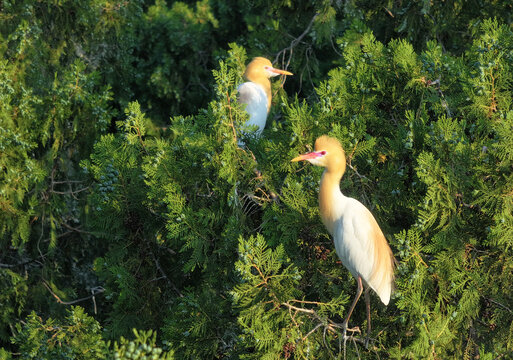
[350,0,513,54]
[111,329,174,360]
[232,234,349,359]
[2,1,513,359]
[0,0,131,355]
[0,270,28,343]
[9,308,173,360]
[131,0,220,121]
[12,307,107,360]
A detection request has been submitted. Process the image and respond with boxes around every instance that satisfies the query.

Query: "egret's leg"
[364,287,371,348]
[342,275,363,338]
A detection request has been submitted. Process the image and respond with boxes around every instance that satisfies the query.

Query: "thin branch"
[486,297,513,314]
[302,322,323,341]
[346,141,370,182]
[225,91,239,145]
[61,222,94,235]
[413,251,429,268]
[0,255,45,268]
[289,299,333,307]
[383,6,394,18]
[274,12,319,71]
[346,163,369,182]
[330,35,342,57]
[148,243,183,298]
[43,280,105,305]
[91,288,98,315]
[282,300,369,358]
[135,126,149,155]
[37,210,46,262]
[51,180,86,184]
[50,187,89,195]
[282,301,317,315]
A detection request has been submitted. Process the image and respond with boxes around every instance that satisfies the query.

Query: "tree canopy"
[1,0,513,359]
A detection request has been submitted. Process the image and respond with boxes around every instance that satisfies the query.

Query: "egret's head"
[292,135,346,173]
[244,57,293,81]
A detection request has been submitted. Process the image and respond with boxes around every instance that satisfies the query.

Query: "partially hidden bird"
[237,57,292,144]
[292,135,395,340]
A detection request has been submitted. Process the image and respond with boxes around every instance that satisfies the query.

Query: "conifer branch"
[225,91,239,145]
[346,142,370,182]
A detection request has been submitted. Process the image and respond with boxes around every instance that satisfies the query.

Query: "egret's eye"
[320,151,327,155]
[264,66,271,70]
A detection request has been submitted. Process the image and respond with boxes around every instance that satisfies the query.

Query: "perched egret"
[237,57,292,143]
[292,135,395,340]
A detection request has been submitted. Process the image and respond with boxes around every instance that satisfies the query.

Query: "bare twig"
[303,322,323,341]
[346,162,369,182]
[92,288,98,314]
[51,180,85,184]
[148,243,183,298]
[282,300,368,356]
[50,188,89,196]
[346,142,370,182]
[37,210,46,262]
[274,12,319,71]
[486,297,513,314]
[61,222,93,235]
[0,255,45,268]
[49,166,90,200]
[43,280,105,305]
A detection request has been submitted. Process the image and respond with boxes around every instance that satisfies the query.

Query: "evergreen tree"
[1,1,513,359]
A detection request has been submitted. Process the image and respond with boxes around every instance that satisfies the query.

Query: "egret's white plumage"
[331,197,393,305]
[237,57,292,144]
[237,81,268,137]
[292,135,395,338]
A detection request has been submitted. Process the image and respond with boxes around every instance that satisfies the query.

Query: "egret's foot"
[364,335,370,349]
[339,322,361,340]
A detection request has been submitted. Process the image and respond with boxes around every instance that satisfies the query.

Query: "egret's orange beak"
[291,151,322,162]
[270,67,293,76]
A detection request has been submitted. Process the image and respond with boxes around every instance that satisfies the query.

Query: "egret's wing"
[237,82,259,105]
[348,200,394,305]
[332,198,394,305]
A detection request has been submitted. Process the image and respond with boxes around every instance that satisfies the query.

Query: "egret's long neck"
[319,168,345,235]
[249,76,272,112]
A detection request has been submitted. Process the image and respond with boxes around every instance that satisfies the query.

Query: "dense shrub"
[1,0,512,358]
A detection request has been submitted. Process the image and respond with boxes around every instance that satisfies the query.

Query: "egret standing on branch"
[292,135,395,341]
[237,57,292,144]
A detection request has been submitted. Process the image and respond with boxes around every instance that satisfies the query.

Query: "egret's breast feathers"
[333,203,374,280]
[237,82,269,135]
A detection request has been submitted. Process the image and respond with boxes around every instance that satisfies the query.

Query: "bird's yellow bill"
[291,152,318,162]
[270,68,293,76]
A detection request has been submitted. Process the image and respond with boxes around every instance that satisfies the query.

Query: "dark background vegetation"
[1,0,513,358]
